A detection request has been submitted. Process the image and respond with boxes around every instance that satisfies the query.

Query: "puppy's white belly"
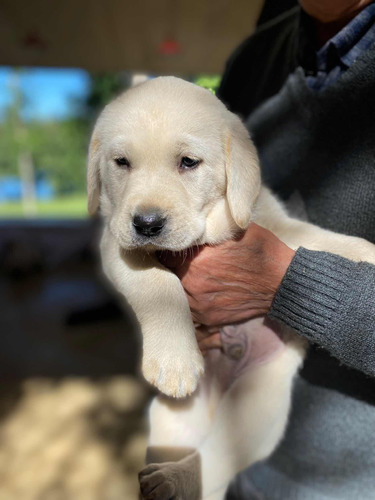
[204,317,286,393]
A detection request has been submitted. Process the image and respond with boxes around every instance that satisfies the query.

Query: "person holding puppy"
[161,0,375,498]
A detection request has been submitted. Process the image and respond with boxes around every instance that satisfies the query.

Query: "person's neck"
[314,14,357,45]
[300,1,373,46]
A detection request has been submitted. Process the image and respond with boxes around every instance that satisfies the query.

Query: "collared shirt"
[304,2,375,91]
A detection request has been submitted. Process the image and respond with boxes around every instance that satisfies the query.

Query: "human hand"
[159,223,295,327]
[195,325,222,355]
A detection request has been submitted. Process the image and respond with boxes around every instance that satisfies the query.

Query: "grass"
[0,194,89,219]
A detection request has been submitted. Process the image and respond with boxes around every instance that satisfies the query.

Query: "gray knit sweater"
[220,7,375,500]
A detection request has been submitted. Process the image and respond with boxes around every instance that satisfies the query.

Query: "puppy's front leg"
[100,229,204,398]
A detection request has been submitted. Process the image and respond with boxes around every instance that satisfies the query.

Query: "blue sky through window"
[0,67,90,121]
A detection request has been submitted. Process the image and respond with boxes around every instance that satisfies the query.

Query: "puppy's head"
[88,76,260,251]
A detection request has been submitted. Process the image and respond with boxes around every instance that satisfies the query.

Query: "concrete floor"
[0,220,154,499]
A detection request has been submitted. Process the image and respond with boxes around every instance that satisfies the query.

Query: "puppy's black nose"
[133,211,166,237]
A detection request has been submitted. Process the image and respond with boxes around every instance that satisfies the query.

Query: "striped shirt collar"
[316,2,375,72]
[299,2,375,73]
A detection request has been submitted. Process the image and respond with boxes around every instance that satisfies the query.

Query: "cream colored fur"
[88,77,375,498]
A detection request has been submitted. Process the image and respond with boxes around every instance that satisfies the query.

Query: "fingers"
[195,326,222,355]
[199,333,222,354]
[195,325,219,339]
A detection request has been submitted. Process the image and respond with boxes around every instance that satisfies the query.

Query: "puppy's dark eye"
[180,157,200,169]
[114,157,130,168]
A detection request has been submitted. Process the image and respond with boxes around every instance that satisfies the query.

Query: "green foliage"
[194,74,221,94]
[30,119,90,193]
[0,117,90,194]
[84,72,131,119]
[0,71,130,199]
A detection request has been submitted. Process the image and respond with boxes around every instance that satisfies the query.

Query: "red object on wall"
[22,30,47,50]
[158,38,181,55]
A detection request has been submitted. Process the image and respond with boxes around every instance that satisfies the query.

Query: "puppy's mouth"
[118,226,205,253]
[127,232,201,252]
[129,235,173,251]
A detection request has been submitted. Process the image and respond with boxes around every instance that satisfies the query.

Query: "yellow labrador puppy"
[87,77,375,499]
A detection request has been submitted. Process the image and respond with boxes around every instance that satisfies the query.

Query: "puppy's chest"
[205,317,286,392]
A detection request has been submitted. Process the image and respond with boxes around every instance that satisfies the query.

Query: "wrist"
[245,224,295,315]
[267,240,296,301]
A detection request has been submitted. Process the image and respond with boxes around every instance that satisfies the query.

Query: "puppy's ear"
[87,134,101,215]
[225,113,261,229]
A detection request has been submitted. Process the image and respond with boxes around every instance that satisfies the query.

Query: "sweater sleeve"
[269,247,375,377]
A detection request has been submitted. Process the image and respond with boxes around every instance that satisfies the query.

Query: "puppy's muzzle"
[133,210,166,237]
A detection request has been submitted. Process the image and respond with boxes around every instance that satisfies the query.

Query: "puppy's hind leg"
[139,381,216,499]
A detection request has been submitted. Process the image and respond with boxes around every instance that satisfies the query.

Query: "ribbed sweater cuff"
[269,247,352,340]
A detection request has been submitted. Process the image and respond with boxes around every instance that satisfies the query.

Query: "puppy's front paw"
[142,350,204,398]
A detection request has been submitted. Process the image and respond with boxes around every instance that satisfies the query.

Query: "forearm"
[269,247,375,377]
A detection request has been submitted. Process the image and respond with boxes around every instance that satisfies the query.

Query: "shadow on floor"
[0,219,155,499]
